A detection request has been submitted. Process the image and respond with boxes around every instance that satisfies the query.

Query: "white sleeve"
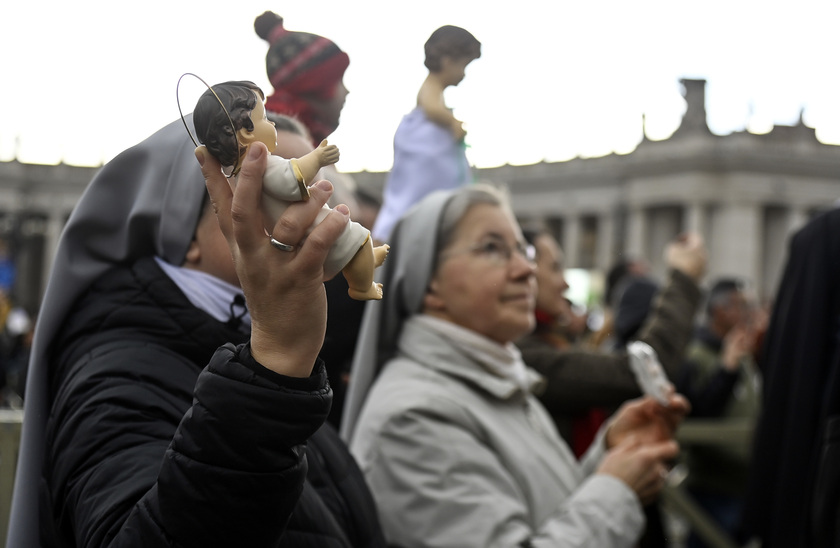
[262,156,305,226]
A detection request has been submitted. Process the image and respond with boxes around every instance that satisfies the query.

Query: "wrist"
[250,327,318,378]
[672,264,703,283]
[237,343,325,390]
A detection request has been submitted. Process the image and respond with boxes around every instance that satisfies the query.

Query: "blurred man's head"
[706,278,748,336]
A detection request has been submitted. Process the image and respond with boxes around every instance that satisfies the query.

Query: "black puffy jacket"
[42,257,386,547]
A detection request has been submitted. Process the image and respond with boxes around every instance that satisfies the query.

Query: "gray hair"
[436,183,511,258]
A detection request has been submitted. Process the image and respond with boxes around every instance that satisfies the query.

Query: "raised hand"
[197,141,349,376]
[665,232,707,282]
[315,139,340,167]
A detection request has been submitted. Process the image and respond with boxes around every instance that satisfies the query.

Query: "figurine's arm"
[289,140,340,198]
[418,79,466,141]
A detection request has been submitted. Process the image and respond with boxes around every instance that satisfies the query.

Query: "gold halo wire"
[176,72,243,177]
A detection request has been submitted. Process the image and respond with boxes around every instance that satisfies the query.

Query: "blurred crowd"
[4,11,838,548]
[0,241,31,409]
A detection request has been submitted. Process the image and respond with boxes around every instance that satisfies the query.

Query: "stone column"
[710,203,761,285]
[683,202,706,238]
[596,211,615,272]
[563,214,580,268]
[625,206,646,261]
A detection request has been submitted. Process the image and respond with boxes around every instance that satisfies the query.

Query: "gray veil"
[8,116,207,546]
[340,189,454,441]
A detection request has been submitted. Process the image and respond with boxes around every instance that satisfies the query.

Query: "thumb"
[645,439,680,461]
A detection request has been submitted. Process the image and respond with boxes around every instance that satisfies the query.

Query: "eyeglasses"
[440,236,537,267]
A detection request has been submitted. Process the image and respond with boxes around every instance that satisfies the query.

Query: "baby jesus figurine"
[193,80,388,300]
[371,25,481,243]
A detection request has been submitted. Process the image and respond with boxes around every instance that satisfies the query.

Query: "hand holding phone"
[627,341,673,405]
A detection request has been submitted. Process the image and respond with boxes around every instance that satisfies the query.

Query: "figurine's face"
[439,55,474,86]
[245,92,277,153]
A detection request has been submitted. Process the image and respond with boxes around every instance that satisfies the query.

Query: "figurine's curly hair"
[193,81,266,168]
[424,25,481,72]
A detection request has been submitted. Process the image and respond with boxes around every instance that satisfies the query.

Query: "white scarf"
[155,257,251,327]
[412,314,534,392]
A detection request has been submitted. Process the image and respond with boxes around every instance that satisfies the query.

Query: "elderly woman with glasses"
[342,184,690,548]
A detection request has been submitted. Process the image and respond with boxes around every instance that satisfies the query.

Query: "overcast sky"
[2,0,838,172]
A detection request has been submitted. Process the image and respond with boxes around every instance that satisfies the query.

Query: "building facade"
[356,79,840,303]
[1,79,839,313]
[0,162,94,313]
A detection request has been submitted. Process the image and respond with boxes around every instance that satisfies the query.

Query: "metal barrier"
[0,410,22,548]
[662,419,755,548]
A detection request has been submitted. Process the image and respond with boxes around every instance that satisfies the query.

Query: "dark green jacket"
[516,268,702,444]
[680,326,761,496]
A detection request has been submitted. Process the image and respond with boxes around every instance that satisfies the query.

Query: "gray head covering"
[8,116,206,546]
[340,189,456,441]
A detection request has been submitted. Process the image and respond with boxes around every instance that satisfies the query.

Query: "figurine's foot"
[373,244,390,268]
[348,282,384,301]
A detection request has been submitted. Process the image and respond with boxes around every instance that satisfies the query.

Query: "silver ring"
[269,237,295,252]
